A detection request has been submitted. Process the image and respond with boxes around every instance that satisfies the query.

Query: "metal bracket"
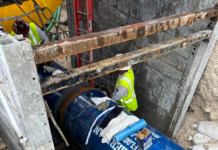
[22,48,35,60]
[30,90,42,101]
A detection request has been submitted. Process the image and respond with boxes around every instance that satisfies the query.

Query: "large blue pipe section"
[43,80,185,150]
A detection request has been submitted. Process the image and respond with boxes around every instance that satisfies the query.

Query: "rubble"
[198,121,218,140]
[193,133,215,145]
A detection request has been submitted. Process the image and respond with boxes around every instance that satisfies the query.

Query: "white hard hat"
[116,54,132,71]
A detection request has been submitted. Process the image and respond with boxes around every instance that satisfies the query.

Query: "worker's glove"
[43,66,56,73]
[91,97,111,111]
[91,97,118,111]
[96,101,110,111]
[91,97,112,105]
[91,97,117,106]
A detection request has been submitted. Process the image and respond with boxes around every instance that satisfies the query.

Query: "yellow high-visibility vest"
[11,23,42,46]
[115,68,138,111]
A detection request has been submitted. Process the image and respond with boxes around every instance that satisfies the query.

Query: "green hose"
[52,5,62,42]
[46,9,58,32]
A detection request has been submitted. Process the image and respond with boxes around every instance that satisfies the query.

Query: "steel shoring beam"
[41,30,212,95]
[34,7,218,65]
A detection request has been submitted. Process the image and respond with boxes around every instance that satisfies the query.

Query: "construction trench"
[1,0,218,150]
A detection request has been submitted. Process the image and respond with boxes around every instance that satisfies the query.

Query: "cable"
[0,9,37,21]
[35,6,50,20]
[32,0,52,20]
[13,0,40,27]
[32,0,57,30]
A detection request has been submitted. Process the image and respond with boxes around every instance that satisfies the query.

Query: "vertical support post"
[73,0,82,68]
[87,0,94,86]
[0,35,54,149]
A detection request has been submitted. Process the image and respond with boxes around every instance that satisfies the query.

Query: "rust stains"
[136,26,145,38]
[97,37,104,47]
[34,7,218,65]
[122,30,128,39]
[41,30,212,95]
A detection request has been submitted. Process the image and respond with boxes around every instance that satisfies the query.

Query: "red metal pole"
[87,0,94,86]
[73,0,82,67]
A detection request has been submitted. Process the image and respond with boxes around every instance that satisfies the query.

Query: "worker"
[11,19,49,46]
[111,54,138,112]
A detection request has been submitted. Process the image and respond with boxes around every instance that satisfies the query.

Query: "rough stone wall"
[79,0,215,134]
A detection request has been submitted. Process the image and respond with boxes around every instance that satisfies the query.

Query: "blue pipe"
[42,79,185,150]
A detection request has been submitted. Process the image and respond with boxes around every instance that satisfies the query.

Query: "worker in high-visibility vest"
[11,19,49,46]
[111,54,138,112]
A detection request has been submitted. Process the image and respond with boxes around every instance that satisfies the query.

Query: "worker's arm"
[111,86,128,101]
[36,25,49,44]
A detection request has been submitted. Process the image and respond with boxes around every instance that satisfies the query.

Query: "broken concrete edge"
[34,7,218,64]
[40,30,212,95]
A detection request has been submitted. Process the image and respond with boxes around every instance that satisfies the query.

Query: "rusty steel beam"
[40,30,212,95]
[34,7,218,65]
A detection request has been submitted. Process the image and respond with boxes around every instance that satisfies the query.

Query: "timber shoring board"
[40,30,212,95]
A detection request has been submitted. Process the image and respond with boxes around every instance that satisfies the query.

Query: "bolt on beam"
[40,30,212,95]
[34,7,218,65]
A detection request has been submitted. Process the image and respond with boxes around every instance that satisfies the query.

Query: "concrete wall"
[0,33,54,149]
[78,0,215,135]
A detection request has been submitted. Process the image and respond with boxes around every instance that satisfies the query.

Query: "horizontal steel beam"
[34,7,218,65]
[41,30,212,95]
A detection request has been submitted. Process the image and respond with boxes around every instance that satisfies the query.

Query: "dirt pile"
[176,41,218,149]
